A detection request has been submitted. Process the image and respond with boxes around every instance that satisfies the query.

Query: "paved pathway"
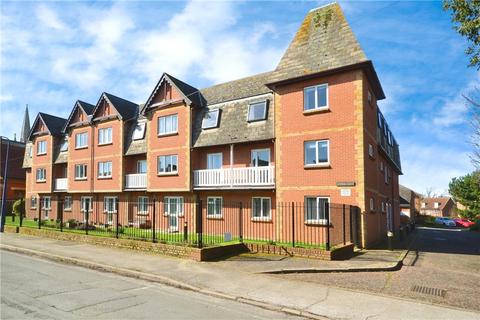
[1,232,479,320]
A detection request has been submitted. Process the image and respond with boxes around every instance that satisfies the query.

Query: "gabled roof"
[143,73,203,111]
[421,197,454,211]
[62,100,96,132]
[92,92,139,121]
[28,112,67,140]
[200,71,273,106]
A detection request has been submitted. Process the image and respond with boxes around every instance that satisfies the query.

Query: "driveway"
[277,227,480,312]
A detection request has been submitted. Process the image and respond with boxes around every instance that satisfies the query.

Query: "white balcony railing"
[125,173,147,189]
[54,178,68,191]
[193,166,275,189]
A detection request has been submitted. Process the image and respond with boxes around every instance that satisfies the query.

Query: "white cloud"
[36,4,68,31]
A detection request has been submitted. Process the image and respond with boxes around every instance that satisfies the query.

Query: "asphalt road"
[279,227,480,312]
[0,251,302,320]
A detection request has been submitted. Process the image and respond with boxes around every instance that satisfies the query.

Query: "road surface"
[1,250,302,319]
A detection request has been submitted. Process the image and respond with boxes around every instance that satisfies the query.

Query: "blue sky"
[0,0,478,195]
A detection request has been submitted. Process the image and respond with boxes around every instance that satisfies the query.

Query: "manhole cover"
[411,285,446,297]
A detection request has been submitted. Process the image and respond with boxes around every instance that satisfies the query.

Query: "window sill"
[30,207,37,210]
[304,163,330,169]
[251,217,272,222]
[157,132,178,138]
[37,153,47,156]
[207,215,223,220]
[64,208,72,212]
[75,146,88,150]
[75,178,87,181]
[157,172,178,177]
[247,118,267,123]
[137,212,149,216]
[303,107,329,115]
[36,180,46,183]
[98,142,112,146]
[305,219,329,226]
[98,176,112,180]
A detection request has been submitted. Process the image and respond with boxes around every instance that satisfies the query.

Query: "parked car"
[453,218,475,228]
[400,212,410,225]
[434,217,456,227]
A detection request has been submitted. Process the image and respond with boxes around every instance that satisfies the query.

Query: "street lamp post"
[0,136,11,232]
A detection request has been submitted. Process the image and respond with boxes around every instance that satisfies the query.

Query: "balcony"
[193,166,275,189]
[54,178,68,191]
[125,173,147,189]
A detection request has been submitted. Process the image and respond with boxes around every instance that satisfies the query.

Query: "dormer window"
[60,137,68,152]
[202,109,220,129]
[248,101,267,122]
[132,123,146,140]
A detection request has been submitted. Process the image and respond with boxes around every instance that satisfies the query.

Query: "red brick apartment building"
[23,3,401,248]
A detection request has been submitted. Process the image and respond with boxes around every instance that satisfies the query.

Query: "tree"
[465,90,480,168]
[448,171,480,220]
[443,0,480,69]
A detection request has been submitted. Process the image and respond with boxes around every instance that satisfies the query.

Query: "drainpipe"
[230,144,234,187]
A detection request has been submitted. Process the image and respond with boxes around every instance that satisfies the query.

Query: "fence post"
[19,198,24,227]
[291,202,295,248]
[85,209,89,235]
[196,199,203,248]
[326,201,330,251]
[239,202,243,243]
[116,206,120,239]
[183,221,188,242]
[342,204,346,245]
[152,198,156,243]
[59,200,63,232]
[349,206,353,244]
[37,198,41,229]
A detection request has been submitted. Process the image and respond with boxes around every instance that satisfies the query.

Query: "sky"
[0,0,478,195]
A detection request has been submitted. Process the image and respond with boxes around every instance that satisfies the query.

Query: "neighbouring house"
[1,138,27,201]
[419,197,457,217]
[399,184,420,218]
[22,3,401,248]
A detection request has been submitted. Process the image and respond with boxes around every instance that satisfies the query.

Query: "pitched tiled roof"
[22,142,33,168]
[399,184,417,204]
[62,100,96,133]
[96,93,139,121]
[38,113,67,136]
[124,120,147,155]
[78,100,95,115]
[421,197,453,211]
[166,73,204,107]
[269,3,368,84]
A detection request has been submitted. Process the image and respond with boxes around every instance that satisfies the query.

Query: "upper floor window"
[75,132,88,149]
[248,101,267,122]
[98,161,112,178]
[207,153,222,169]
[304,140,329,166]
[98,128,112,145]
[434,202,440,209]
[251,149,270,167]
[421,202,426,209]
[37,140,47,155]
[36,168,46,182]
[304,84,328,111]
[252,197,271,220]
[132,122,146,140]
[28,146,32,158]
[158,155,178,174]
[60,137,68,152]
[370,198,375,212]
[158,114,178,136]
[202,109,220,129]
[137,160,147,174]
[305,197,329,224]
[75,164,87,180]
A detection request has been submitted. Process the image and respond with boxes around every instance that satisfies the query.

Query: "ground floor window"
[164,197,184,216]
[31,196,37,209]
[41,196,51,218]
[252,197,271,220]
[64,196,72,210]
[138,196,149,215]
[103,197,117,225]
[305,197,329,224]
[207,197,222,218]
[80,197,93,222]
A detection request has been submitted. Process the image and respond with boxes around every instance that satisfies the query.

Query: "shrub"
[117,227,125,234]
[12,199,24,218]
[67,219,78,229]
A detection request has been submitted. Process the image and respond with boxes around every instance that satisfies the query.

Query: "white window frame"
[104,196,118,213]
[137,160,147,174]
[158,114,178,136]
[37,140,47,155]
[31,196,37,209]
[98,161,112,178]
[305,196,330,224]
[98,127,112,145]
[368,90,372,105]
[41,196,51,210]
[421,202,426,209]
[384,167,389,184]
[28,146,33,158]
[251,197,271,221]
[207,197,223,218]
[64,196,72,210]
[304,140,330,167]
[132,122,146,140]
[251,149,270,167]
[370,198,375,212]
[207,153,222,170]
[36,168,46,182]
[380,161,384,172]
[201,109,220,129]
[381,201,385,213]
[368,144,374,158]
[60,136,68,152]
[303,83,328,111]
[164,197,184,217]
[80,196,93,213]
[75,164,87,180]
[138,196,149,215]
[75,132,88,149]
[157,155,178,174]
[434,202,440,209]
[247,101,267,122]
